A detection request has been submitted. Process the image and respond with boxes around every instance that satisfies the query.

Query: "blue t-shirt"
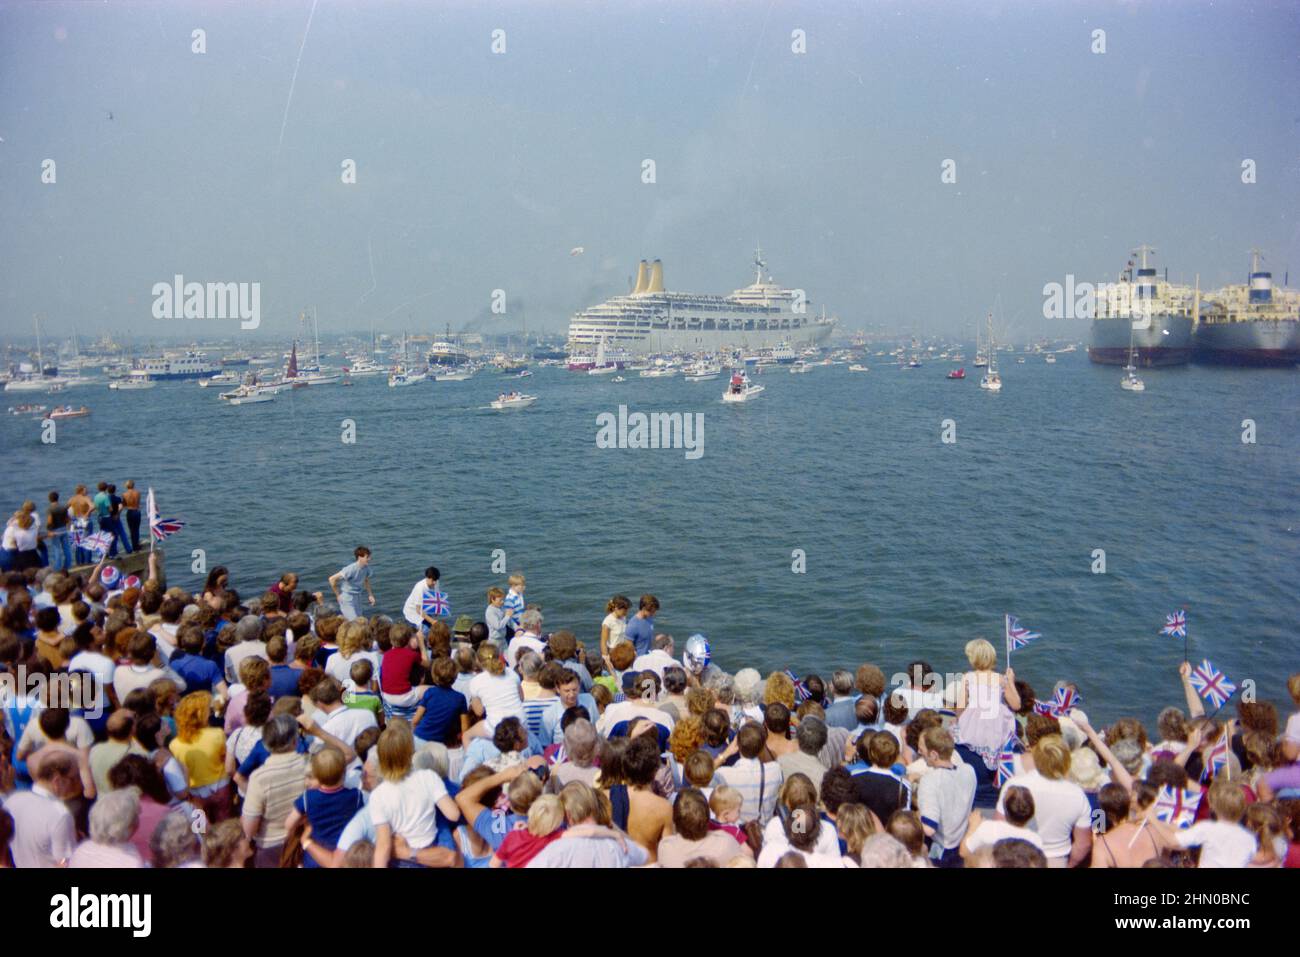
[269,664,301,699]
[294,786,365,868]
[336,561,370,598]
[624,615,655,655]
[171,654,225,695]
[414,686,468,744]
[473,807,527,853]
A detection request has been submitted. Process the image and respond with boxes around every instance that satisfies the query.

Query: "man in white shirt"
[962,788,1044,859]
[505,609,546,669]
[632,634,677,682]
[893,659,947,713]
[307,678,376,788]
[223,615,269,685]
[2,750,80,867]
[402,566,445,635]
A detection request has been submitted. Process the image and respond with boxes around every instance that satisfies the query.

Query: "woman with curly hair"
[763,671,796,710]
[168,690,230,822]
[668,714,704,766]
[326,618,381,687]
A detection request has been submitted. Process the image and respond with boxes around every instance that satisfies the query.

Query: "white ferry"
[130,352,219,380]
[566,249,836,356]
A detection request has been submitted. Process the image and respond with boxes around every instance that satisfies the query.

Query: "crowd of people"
[1,531,1298,870]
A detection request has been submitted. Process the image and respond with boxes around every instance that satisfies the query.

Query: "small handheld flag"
[1202,736,1231,783]
[1161,611,1187,638]
[1154,784,1202,828]
[995,734,1019,789]
[1188,659,1236,711]
[82,530,115,557]
[1005,614,1041,660]
[421,590,450,617]
[783,669,813,704]
[1033,685,1082,719]
[147,487,186,543]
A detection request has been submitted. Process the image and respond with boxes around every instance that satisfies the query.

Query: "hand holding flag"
[1005,614,1041,662]
[1188,659,1236,711]
[147,487,185,544]
[421,589,450,617]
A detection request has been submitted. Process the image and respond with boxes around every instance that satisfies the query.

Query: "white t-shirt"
[113,664,183,704]
[19,714,95,753]
[506,633,546,670]
[997,770,1091,859]
[964,819,1044,854]
[1176,821,1258,868]
[325,650,382,688]
[369,769,449,850]
[150,623,179,661]
[467,671,524,731]
[316,705,378,750]
[602,613,627,648]
[597,700,675,736]
[632,650,678,681]
[893,686,946,713]
[68,651,116,716]
[762,814,840,858]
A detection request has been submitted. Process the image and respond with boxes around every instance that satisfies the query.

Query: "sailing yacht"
[1121,323,1146,392]
[979,314,1002,392]
[5,319,68,392]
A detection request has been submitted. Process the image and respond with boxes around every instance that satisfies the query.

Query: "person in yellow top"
[169,691,231,824]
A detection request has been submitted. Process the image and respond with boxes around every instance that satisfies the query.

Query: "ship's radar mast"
[753,244,767,285]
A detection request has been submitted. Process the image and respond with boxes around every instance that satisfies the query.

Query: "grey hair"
[235,614,265,643]
[517,650,543,679]
[652,633,673,652]
[150,810,201,868]
[796,716,828,755]
[88,787,140,845]
[564,718,598,767]
[707,672,735,705]
[520,608,543,631]
[831,670,855,695]
[857,833,914,869]
[262,712,300,753]
[413,741,450,779]
[733,668,763,706]
[1110,737,1145,775]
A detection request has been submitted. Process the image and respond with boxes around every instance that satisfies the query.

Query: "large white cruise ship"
[566,250,836,355]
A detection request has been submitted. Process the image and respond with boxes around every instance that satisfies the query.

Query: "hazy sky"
[2,0,1297,344]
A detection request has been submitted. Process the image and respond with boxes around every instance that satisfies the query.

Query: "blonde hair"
[1032,734,1071,780]
[558,781,600,825]
[836,803,878,859]
[526,794,564,837]
[173,692,212,742]
[487,587,505,602]
[964,638,997,671]
[338,620,370,659]
[1288,673,1300,706]
[507,574,525,588]
[709,786,743,816]
[477,643,505,676]
[311,746,346,788]
[764,671,796,709]
[376,723,415,783]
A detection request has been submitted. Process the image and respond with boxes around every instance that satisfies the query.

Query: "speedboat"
[388,368,427,387]
[640,366,677,378]
[48,405,90,419]
[722,372,764,403]
[8,404,47,416]
[109,377,156,390]
[789,360,811,374]
[947,367,966,380]
[1045,353,1057,364]
[342,358,386,377]
[434,367,474,381]
[513,370,533,378]
[848,364,869,372]
[490,393,536,410]
[227,390,275,405]
[611,376,626,383]
[199,372,240,388]
[683,363,722,381]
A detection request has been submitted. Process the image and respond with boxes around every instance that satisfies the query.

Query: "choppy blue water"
[5,353,1298,727]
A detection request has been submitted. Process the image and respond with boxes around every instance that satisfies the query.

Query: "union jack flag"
[421,590,450,617]
[147,487,185,542]
[1202,737,1231,782]
[784,669,813,703]
[996,734,1019,788]
[1033,685,1082,719]
[1161,610,1187,639]
[1005,614,1041,654]
[1189,659,1236,710]
[81,530,115,556]
[1154,784,1202,828]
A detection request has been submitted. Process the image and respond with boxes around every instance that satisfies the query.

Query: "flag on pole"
[783,669,813,704]
[1005,615,1041,658]
[1188,659,1236,711]
[1033,685,1082,719]
[1161,610,1187,638]
[147,487,185,542]
[995,734,1019,788]
[420,590,450,617]
[1202,737,1231,782]
[1154,785,1202,828]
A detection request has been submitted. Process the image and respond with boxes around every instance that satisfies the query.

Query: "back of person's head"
[507,771,543,815]
[128,631,156,664]
[779,774,817,812]
[1003,785,1036,828]
[88,788,140,846]
[350,658,374,687]
[819,767,858,817]
[526,794,565,838]
[774,850,807,868]
[1156,707,1189,744]
[1206,780,1247,824]
[855,663,886,697]
[1146,759,1190,792]
[702,708,730,748]
[796,716,828,756]
[262,713,299,754]
[1031,734,1070,780]
[857,833,913,868]
[265,634,288,664]
[151,811,201,868]
[311,746,346,788]
[684,749,715,789]
[854,695,878,727]
[563,718,598,767]
[309,676,344,707]
[921,725,955,760]
[672,788,711,841]
[558,781,600,825]
[764,702,791,736]
[831,669,854,696]
[993,838,1047,868]
[662,667,687,696]
[1024,712,1061,746]
[38,707,71,742]
[33,749,79,787]
[868,729,900,768]
[477,643,505,676]
[835,802,877,860]
[736,721,765,760]
[883,693,909,726]
[431,655,458,689]
[886,810,925,857]
[785,804,821,852]
[491,717,525,754]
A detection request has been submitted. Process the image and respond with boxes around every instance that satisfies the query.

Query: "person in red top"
[269,572,322,614]
[490,793,565,868]
[380,622,428,716]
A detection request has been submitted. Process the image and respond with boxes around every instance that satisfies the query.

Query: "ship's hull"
[1193,319,1300,366]
[1087,315,1193,366]
[567,322,833,356]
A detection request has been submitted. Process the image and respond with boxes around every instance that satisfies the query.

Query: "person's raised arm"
[1002,668,1021,712]
[296,714,356,765]
[1179,661,1204,718]
[1074,716,1134,793]
[455,764,525,825]
[1173,724,1206,770]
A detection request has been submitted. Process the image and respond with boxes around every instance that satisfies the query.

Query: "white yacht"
[722,371,764,403]
[490,392,536,410]
[979,313,1003,392]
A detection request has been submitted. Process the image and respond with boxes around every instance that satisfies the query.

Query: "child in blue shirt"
[286,746,364,868]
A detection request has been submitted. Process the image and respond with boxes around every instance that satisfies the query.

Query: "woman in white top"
[465,644,523,740]
[324,619,382,689]
[370,724,462,868]
[953,638,1019,769]
[599,595,630,668]
[3,503,42,571]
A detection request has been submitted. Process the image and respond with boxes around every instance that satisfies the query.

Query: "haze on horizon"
[1,0,1297,346]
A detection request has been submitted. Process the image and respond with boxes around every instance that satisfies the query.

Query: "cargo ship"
[1194,251,1300,366]
[1088,246,1195,367]
[565,249,836,356]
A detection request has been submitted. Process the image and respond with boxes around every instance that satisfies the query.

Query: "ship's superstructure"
[1088,246,1196,367]
[1195,250,1300,366]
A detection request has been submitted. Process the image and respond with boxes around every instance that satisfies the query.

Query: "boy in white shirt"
[1152,779,1257,868]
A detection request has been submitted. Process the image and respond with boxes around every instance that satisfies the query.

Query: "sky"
[1,0,1297,345]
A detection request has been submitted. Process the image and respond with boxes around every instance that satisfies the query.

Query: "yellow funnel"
[646,259,664,293]
[633,260,648,294]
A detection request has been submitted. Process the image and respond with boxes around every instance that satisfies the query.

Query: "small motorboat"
[611,376,626,383]
[434,368,473,381]
[48,405,90,419]
[789,360,811,374]
[388,368,427,387]
[227,391,275,405]
[199,372,240,388]
[848,364,869,372]
[109,377,156,390]
[513,370,533,378]
[640,366,677,378]
[947,367,966,380]
[683,363,722,382]
[1045,353,1057,364]
[490,392,537,410]
[8,404,47,416]
[722,372,764,403]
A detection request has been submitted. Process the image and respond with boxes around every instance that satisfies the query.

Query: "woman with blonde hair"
[2,502,42,571]
[168,691,230,822]
[370,722,462,868]
[465,643,523,740]
[667,715,704,765]
[835,802,879,863]
[953,637,1020,770]
[1244,803,1286,868]
[490,793,565,868]
[325,618,380,687]
[764,671,796,710]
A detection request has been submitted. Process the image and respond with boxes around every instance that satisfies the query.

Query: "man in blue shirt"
[624,594,658,656]
[329,546,375,621]
[540,671,598,745]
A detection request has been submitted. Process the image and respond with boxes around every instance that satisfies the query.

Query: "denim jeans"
[48,530,73,570]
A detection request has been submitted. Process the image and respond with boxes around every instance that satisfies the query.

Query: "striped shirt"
[520,696,554,739]
[713,757,783,826]
[503,589,525,628]
[243,751,308,848]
